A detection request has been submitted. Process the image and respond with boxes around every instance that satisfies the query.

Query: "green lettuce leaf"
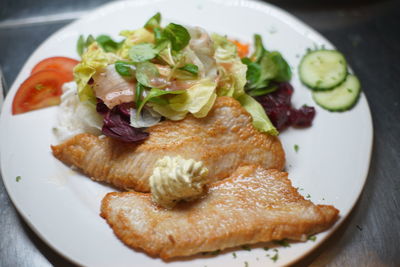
[73,42,117,103]
[211,34,247,98]
[137,88,186,115]
[237,93,278,136]
[117,28,155,59]
[150,79,217,120]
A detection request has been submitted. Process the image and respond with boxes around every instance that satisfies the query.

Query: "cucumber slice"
[299,50,347,90]
[312,74,361,111]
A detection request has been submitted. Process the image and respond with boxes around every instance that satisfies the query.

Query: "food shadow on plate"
[162,240,301,263]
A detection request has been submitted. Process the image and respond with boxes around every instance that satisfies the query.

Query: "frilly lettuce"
[117,28,154,59]
[211,34,247,98]
[150,79,217,120]
[73,42,117,103]
[237,93,278,136]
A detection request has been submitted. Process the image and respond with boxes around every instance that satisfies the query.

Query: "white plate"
[0,0,373,266]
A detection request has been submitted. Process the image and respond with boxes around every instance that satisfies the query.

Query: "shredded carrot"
[231,40,250,58]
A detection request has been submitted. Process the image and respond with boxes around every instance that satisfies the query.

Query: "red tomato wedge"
[31,57,79,81]
[12,70,70,115]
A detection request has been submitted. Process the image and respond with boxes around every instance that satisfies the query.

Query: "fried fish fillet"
[101,165,339,259]
[52,97,285,192]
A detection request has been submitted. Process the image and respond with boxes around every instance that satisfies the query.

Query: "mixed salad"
[13,13,361,143]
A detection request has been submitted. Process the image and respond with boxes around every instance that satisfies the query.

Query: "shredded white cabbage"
[53,82,103,142]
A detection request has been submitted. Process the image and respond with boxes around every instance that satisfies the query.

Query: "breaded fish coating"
[101,166,339,259]
[52,97,285,192]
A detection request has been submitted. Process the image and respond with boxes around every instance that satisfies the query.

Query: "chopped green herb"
[273,248,278,252]
[347,88,353,93]
[241,245,251,251]
[232,252,237,258]
[306,194,311,198]
[271,253,279,262]
[294,144,299,153]
[274,239,291,247]
[210,249,220,255]
[129,43,158,63]
[308,235,317,242]
[16,176,21,182]
[179,64,199,75]
[244,261,249,267]
[263,247,269,251]
[35,84,45,90]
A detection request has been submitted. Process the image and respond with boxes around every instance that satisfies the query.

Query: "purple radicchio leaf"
[96,100,149,142]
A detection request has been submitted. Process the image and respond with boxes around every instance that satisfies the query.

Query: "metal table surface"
[0,0,399,266]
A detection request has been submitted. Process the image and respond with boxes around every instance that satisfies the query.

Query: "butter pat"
[149,156,209,208]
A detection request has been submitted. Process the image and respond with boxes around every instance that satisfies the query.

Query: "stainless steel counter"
[1,0,399,266]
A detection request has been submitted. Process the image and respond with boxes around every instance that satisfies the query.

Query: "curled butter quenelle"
[149,156,209,208]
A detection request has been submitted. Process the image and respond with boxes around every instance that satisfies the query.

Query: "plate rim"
[0,0,374,266]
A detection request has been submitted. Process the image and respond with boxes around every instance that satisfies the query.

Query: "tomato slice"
[31,57,79,81]
[12,70,70,115]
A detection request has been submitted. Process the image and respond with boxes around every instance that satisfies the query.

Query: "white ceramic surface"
[0,0,373,266]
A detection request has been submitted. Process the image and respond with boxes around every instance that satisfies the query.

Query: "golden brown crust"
[100,166,339,259]
[52,97,285,192]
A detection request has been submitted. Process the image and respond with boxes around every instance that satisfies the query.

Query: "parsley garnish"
[308,235,317,242]
[271,253,279,262]
[16,176,21,182]
[263,247,269,251]
[232,252,237,258]
[241,245,251,251]
[210,249,220,255]
[294,144,299,153]
[306,194,311,198]
[274,239,291,247]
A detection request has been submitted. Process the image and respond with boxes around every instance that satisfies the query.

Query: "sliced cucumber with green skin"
[312,74,361,111]
[299,50,347,90]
